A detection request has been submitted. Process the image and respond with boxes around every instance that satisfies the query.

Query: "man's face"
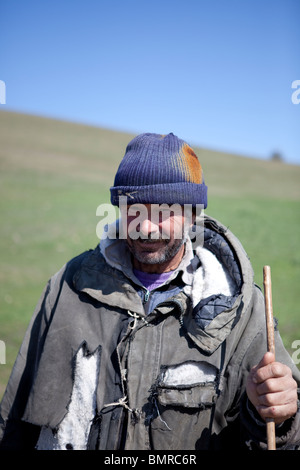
[120,203,193,272]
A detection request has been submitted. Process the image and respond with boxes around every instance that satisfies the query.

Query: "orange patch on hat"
[181,143,202,184]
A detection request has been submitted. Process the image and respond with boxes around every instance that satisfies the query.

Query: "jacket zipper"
[144,289,150,303]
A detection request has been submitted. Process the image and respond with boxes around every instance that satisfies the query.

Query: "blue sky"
[1,0,300,163]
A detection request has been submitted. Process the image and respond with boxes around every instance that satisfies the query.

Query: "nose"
[139,216,159,239]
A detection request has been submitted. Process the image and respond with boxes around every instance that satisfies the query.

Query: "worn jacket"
[1,215,300,450]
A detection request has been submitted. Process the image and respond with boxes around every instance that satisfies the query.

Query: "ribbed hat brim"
[110,182,207,208]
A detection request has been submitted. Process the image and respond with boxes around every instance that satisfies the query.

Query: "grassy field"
[0,110,299,398]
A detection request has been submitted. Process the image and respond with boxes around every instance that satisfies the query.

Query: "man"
[0,133,299,450]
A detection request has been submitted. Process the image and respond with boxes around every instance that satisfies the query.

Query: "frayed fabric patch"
[160,361,217,387]
[154,361,218,409]
[36,343,101,450]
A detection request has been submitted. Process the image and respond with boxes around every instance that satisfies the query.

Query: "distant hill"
[1,110,299,201]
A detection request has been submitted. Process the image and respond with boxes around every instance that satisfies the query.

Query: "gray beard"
[126,235,186,265]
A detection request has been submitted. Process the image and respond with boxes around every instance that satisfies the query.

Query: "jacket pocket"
[157,383,216,408]
[149,361,218,449]
[156,360,218,407]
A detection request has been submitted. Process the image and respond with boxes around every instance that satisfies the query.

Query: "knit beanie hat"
[110,133,207,208]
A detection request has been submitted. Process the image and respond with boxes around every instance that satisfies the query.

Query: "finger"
[251,352,274,382]
[253,360,288,385]
[256,389,297,407]
[256,402,298,424]
[256,375,295,395]
[259,351,275,368]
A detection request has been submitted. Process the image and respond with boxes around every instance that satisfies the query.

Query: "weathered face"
[121,203,193,272]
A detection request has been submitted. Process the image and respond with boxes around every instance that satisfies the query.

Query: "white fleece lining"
[36,345,100,450]
[161,362,217,386]
[191,246,235,307]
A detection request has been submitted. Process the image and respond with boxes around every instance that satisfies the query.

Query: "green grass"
[209,196,300,349]
[0,110,299,398]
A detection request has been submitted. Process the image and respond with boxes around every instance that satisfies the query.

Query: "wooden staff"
[263,265,276,450]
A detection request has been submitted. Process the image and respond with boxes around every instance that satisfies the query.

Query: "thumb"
[251,352,275,384]
[257,351,275,368]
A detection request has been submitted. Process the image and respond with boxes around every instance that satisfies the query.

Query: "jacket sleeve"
[237,287,300,450]
[0,274,60,449]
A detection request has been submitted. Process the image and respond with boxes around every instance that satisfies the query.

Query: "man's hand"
[246,352,298,425]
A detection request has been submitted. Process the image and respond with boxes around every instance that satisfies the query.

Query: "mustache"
[127,233,170,242]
